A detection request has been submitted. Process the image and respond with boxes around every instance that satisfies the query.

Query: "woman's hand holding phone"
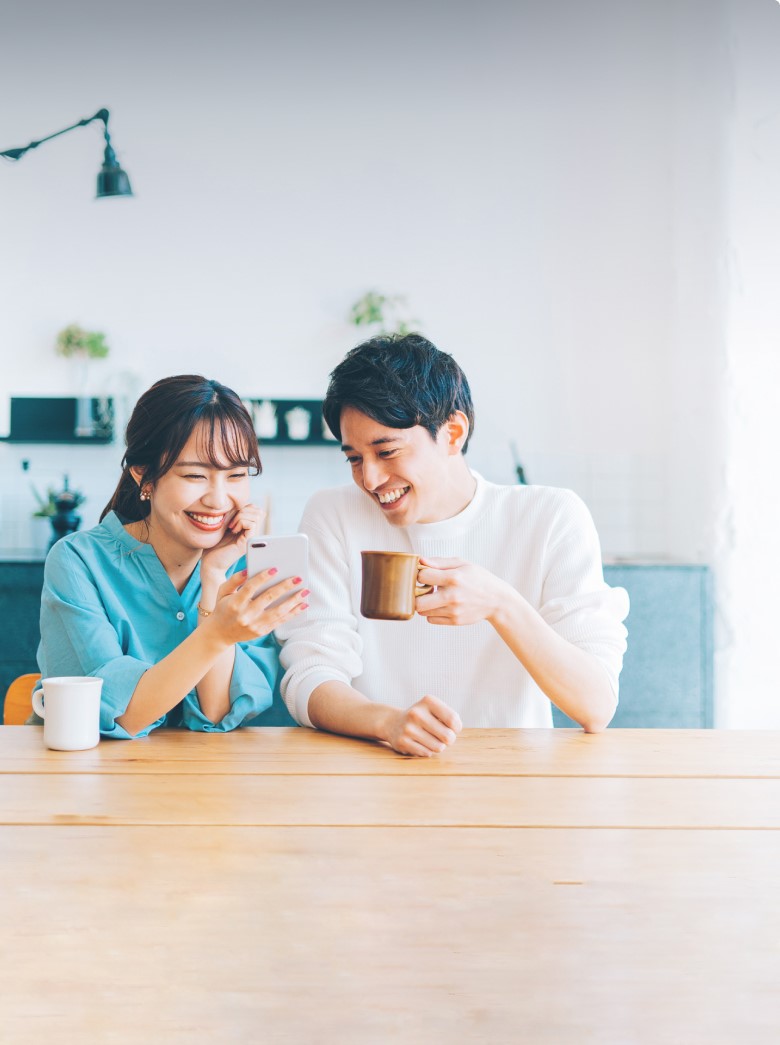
[205,569,309,645]
[200,503,265,580]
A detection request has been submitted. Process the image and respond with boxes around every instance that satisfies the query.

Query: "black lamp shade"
[97,164,132,198]
[96,141,133,198]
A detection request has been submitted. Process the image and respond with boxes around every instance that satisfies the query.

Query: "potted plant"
[55,324,110,360]
[32,476,85,549]
[348,291,418,336]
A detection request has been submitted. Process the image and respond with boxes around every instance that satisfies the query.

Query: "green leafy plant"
[32,477,86,518]
[56,323,110,360]
[348,291,418,336]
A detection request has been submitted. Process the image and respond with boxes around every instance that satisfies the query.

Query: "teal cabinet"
[552,565,713,728]
[1,561,713,728]
[0,561,45,713]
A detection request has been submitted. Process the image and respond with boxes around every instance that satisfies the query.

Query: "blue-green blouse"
[37,511,282,739]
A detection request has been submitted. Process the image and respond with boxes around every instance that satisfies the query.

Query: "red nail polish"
[268,567,278,576]
[300,589,311,597]
[292,576,302,584]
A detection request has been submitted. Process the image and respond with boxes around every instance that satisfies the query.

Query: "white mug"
[31,676,103,751]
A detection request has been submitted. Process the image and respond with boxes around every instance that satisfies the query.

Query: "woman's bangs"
[198,410,261,475]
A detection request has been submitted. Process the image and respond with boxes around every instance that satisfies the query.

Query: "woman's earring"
[139,486,151,502]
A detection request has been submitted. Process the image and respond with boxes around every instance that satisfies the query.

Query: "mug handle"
[415,563,433,597]
[31,684,46,719]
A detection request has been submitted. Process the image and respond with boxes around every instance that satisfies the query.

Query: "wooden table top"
[1,725,778,1044]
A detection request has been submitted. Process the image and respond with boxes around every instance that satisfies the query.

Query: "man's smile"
[376,486,410,506]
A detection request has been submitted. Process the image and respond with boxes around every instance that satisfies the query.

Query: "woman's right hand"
[206,569,308,645]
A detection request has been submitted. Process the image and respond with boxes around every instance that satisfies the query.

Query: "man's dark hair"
[322,333,475,452]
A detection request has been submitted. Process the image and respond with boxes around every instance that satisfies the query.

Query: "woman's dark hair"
[101,375,261,522]
[322,333,475,451]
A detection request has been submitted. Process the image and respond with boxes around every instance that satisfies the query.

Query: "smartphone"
[245,534,309,613]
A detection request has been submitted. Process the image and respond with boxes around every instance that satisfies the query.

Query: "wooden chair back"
[3,673,41,725]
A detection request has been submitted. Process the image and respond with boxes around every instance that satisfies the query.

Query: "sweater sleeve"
[537,490,629,698]
[276,496,363,727]
[38,539,161,740]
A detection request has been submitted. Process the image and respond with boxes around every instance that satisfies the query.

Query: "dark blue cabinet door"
[552,565,713,728]
[0,562,46,718]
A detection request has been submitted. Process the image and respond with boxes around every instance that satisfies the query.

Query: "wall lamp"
[1,108,133,198]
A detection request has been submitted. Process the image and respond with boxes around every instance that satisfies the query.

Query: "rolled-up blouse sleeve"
[180,637,277,731]
[39,540,161,739]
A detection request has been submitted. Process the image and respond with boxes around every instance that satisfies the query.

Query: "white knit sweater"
[278,473,629,728]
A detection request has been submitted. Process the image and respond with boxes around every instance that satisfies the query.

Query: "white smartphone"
[245,534,309,613]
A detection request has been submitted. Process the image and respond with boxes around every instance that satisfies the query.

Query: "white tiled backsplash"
[0,439,670,561]
[0,443,347,552]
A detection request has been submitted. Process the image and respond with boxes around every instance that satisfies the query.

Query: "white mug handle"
[31,684,46,719]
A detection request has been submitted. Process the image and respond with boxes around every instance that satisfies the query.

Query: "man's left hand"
[415,556,515,626]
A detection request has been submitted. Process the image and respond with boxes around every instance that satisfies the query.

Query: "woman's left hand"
[200,503,265,579]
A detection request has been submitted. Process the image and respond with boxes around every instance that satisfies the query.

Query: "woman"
[38,375,308,739]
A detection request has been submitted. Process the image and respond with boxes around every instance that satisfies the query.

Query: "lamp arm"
[1,108,111,162]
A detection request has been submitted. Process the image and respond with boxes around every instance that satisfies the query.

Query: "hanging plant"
[348,291,418,336]
[56,323,110,360]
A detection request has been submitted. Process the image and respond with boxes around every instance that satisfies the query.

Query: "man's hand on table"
[383,694,462,757]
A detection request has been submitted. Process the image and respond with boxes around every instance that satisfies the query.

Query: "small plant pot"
[49,495,82,547]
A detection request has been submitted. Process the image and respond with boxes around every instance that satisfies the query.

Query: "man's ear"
[444,411,470,455]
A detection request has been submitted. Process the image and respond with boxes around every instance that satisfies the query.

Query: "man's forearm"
[489,592,617,732]
[307,680,398,742]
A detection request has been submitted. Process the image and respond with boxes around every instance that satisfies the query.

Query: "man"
[278,334,628,756]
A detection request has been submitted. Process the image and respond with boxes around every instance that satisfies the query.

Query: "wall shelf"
[0,397,114,445]
[0,396,339,448]
[0,436,114,445]
[244,398,339,447]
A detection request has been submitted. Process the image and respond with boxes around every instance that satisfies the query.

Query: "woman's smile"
[184,511,228,532]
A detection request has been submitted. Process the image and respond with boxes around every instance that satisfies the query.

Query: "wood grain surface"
[1,725,778,1044]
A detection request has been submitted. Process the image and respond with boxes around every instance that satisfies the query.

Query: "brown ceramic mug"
[360,551,434,621]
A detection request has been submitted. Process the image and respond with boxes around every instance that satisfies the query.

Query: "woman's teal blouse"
[37,511,278,739]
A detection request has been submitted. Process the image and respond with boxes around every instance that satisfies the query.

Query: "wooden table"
[1,726,778,1044]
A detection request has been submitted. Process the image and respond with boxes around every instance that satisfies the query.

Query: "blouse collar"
[101,510,159,558]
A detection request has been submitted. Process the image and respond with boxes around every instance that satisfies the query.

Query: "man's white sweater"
[279,473,629,728]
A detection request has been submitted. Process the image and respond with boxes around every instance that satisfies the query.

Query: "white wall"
[718,0,780,727]
[0,0,722,546]
[2,0,777,721]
